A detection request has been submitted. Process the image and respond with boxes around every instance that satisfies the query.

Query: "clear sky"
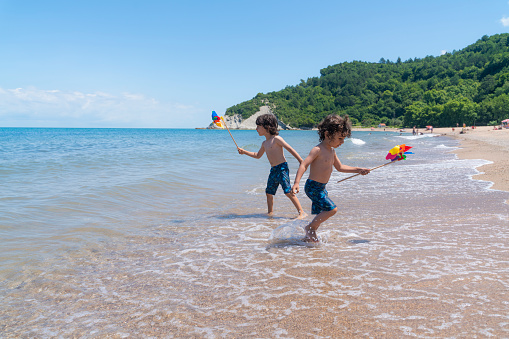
[1,0,508,128]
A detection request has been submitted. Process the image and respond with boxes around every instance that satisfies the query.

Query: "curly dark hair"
[255,114,279,135]
[317,114,352,142]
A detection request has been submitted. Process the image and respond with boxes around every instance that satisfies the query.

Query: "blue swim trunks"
[266,162,292,195]
[304,178,337,214]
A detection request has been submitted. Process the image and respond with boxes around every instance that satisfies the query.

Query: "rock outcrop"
[209,106,292,130]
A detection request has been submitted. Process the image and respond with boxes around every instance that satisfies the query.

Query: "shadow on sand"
[215,213,287,220]
[266,239,318,250]
[348,239,370,244]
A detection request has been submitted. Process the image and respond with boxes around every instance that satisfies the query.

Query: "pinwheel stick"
[220,117,239,149]
[336,161,396,183]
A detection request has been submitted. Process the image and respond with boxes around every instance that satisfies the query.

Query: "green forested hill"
[226,33,509,128]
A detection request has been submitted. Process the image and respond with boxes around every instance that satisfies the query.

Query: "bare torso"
[308,144,335,184]
[262,136,287,167]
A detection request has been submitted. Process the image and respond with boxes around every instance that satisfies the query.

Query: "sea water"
[1,128,508,337]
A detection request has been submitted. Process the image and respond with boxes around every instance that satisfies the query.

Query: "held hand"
[359,168,370,175]
[292,184,299,194]
[237,147,244,155]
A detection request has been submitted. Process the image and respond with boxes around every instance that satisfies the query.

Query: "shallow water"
[1,128,508,337]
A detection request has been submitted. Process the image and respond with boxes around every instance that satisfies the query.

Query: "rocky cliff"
[209,106,292,130]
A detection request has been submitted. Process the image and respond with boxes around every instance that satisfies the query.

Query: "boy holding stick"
[292,114,370,242]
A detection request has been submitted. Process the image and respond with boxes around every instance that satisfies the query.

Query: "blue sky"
[1,0,508,128]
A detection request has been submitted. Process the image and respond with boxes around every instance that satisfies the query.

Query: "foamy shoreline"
[433,126,509,195]
[355,125,509,195]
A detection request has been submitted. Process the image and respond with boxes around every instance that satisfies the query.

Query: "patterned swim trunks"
[266,162,292,195]
[304,178,337,214]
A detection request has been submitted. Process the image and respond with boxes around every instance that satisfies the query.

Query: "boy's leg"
[284,192,307,219]
[278,163,307,218]
[304,207,337,242]
[265,167,279,216]
[266,193,274,216]
[303,179,337,242]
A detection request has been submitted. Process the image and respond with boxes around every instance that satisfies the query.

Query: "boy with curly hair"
[292,114,370,242]
[238,113,307,219]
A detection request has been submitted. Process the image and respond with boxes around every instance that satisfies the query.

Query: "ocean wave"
[396,134,438,140]
[350,138,366,145]
[435,144,458,149]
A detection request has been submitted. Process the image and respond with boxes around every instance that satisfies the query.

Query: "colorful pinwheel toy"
[337,144,413,183]
[385,144,413,162]
[211,110,239,149]
[211,111,223,128]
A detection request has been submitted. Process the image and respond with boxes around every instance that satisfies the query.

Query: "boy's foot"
[303,226,319,243]
[295,211,308,220]
[267,212,274,217]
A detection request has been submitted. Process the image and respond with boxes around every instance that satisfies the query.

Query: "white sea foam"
[397,134,438,140]
[350,138,366,145]
[246,186,265,195]
[435,144,458,149]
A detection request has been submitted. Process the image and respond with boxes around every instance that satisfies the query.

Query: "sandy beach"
[355,125,509,195]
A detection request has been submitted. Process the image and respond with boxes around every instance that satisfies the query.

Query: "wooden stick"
[336,161,396,183]
[220,116,239,149]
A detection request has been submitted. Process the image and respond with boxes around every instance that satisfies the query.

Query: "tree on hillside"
[226,33,509,128]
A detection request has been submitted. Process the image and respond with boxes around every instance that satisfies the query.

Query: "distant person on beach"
[237,114,307,219]
[413,126,416,135]
[291,114,370,242]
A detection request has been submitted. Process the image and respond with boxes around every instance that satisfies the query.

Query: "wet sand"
[2,128,509,337]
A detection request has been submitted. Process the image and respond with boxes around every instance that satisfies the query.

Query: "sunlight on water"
[1,128,509,337]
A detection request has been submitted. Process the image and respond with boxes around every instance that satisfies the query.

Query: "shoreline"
[201,124,509,195]
[431,126,509,199]
[354,125,509,200]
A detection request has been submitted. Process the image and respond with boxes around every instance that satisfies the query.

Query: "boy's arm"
[292,147,319,194]
[275,136,303,163]
[333,152,370,175]
[238,145,265,159]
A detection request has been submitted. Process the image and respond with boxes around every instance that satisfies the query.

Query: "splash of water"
[351,138,366,145]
